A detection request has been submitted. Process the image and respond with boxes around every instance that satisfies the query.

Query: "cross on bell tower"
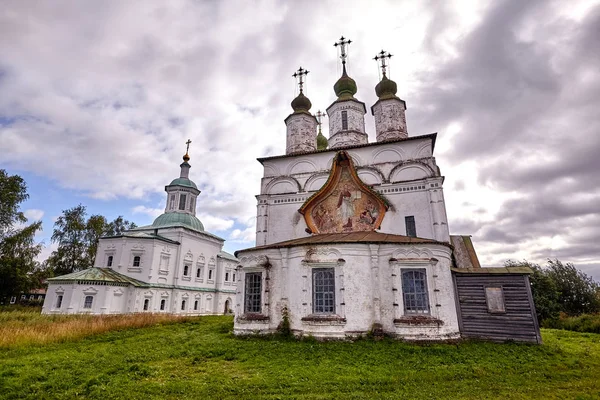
[334,36,352,67]
[292,67,309,94]
[374,50,393,77]
[315,110,326,132]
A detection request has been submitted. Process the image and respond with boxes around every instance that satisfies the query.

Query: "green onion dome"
[334,65,358,100]
[291,91,312,112]
[375,75,398,99]
[168,177,198,190]
[316,131,328,150]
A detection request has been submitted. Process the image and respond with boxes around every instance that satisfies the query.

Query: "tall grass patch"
[0,309,196,348]
[543,312,600,333]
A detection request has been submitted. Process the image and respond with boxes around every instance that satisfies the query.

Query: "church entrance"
[224,300,230,314]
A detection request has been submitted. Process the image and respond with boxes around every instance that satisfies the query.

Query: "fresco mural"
[300,151,387,234]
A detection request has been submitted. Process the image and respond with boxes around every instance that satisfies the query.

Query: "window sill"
[237,313,270,323]
[394,316,444,326]
[195,278,204,283]
[158,270,169,276]
[301,315,346,326]
[128,267,142,273]
[181,276,191,281]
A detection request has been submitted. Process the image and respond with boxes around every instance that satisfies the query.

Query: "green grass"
[1,315,600,399]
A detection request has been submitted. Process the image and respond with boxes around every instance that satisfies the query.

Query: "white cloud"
[24,209,44,221]
[197,214,234,232]
[132,205,163,218]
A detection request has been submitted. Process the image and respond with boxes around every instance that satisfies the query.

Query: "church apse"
[299,151,387,234]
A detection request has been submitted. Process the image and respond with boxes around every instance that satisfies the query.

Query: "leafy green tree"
[47,205,137,275]
[47,205,88,276]
[0,170,43,304]
[545,259,600,316]
[506,259,600,322]
[505,260,561,323]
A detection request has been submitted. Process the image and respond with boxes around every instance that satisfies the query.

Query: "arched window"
[107,255,113,267]
[181,300,186,310]
[401,269,429,314]
[341,110,348,130]
[133,256,141,267]
[194,300,199,311]
[55,295,63,308]
[183,265,189,276]
[160,299,166,311]
[143,299,150,311]
[83,296,94,309]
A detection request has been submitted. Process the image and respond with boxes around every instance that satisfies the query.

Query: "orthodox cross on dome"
[334,36,352,66]
[292,67,309,93]
[315,110,326,131]
[183,139,191,162]
[374,50,393,77]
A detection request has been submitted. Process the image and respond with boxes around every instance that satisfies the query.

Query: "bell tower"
[326,36,368,149]
[285,67,318,155]
[371,50,408,142]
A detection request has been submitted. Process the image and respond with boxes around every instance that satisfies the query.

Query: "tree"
[506,259,600,323]
[545,259,600,316]
[0,170,43,304]
[47,205,137,275]
[505,260,561,323]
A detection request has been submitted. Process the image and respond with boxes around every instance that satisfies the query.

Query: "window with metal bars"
[312,268,335,314]
[107,255,113,267]
[401,269,429,314]
[244,272,262,313]
[83,295,94,309]
[405,216,416,237]
[133,256,141,267]
[341,111,348,130]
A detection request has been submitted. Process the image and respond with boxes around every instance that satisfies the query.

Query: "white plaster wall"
[234,243,460,339]
[286,113,317,154]
[327,101,367,149]
[254,138,451,245]
[372,99,408,142]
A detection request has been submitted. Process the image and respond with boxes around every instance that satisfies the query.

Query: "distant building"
[42,149,237,315]
[233,40,541,343]
[9,289,46,305]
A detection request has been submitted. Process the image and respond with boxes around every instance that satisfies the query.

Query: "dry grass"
[0,309,196,348]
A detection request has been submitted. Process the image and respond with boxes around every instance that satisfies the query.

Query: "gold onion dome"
[291,91,312,112]
[334,65,358,100]
[375,75,398,99]
[183,152,190,162]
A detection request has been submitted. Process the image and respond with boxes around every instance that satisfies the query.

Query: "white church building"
[233,40,541,342]
[42,150,238,315]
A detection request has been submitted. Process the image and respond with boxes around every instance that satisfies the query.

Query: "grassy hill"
[1,313,599,399]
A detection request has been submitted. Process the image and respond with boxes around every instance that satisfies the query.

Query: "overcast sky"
[1,0,599,279]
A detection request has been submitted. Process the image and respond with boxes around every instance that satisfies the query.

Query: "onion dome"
[291,91,312,112]
[375,75,398,99]
[334,65,358,100]
[316,130,328,150]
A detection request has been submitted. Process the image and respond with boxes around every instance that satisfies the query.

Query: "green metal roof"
[102,231,180,244]
[218,251,238,262]
[47,267,148,286]
[152,212,204,232]
[168,177,198,190]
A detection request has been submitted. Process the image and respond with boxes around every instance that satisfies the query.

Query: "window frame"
[83,295,94,309]
[243,272,262,314]
[183,264,189,276]
[160,299,166,311]
[133,256,141,267]
[178,194,187,210]
[341,110,348,130]
[107,255,113,267]
[312,267,336,315]
[143,298,150,311]
[55,295,63,309]
[405,215,417,237]
[401,268,430,315]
